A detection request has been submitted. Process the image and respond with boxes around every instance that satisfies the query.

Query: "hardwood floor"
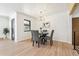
[0,39,79,56]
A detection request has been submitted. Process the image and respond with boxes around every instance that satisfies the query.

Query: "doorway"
[72,17,79,53]
[11,18,15,41]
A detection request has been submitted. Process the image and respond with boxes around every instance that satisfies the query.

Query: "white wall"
[48,12,72,43]
[9,11,39,42]
[0,16,9,39]
[16,12,37,42]
[35,12,72,43]
[9,12,72,44]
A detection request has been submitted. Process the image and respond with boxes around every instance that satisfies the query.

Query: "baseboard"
[15,37,72,44]
[54,39,72,44]
[0,37,4,40]
[16,38,31,42]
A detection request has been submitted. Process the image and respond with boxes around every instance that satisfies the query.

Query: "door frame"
[11,18,15,41]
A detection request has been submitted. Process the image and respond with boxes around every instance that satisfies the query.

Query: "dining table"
[39,31,48,44]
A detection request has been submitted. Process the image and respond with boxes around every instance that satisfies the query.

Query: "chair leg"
[50,40,53,46]
[41,39,43,44]
[38,42,40,48]
[36,41,37,44]
[32,41,34,46]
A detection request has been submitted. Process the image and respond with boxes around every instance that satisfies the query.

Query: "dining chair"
[45,30,54,46]
[31,30,41,48]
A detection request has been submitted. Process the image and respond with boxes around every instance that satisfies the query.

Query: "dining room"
[8,3,72,48]
[0,3,79,56]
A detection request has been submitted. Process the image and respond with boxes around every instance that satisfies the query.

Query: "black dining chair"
[45,30,54,46]
[31,30,41,48]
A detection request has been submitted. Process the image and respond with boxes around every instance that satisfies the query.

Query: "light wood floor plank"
[0,39,79,56]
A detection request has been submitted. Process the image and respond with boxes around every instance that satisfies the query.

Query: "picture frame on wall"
[24,19,31,32]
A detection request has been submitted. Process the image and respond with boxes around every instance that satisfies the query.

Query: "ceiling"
[0,3,69,17]
[72,4,79,16]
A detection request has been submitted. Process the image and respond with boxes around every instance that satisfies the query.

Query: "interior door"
[72,17,79,45]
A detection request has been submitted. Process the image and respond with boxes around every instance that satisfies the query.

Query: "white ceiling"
[0,3,23,17]
[0,3,69,17]
[72,4,79,17]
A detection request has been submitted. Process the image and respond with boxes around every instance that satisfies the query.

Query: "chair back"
[31,30,39,41]
[50,30,54,40]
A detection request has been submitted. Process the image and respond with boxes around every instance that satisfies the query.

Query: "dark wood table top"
[39,32,48,37]
[39,32,48,45]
